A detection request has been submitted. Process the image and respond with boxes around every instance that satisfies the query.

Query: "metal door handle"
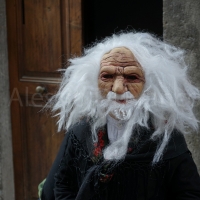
[35,86,46,94]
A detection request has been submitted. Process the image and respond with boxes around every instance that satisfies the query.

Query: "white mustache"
[106,91,134,100]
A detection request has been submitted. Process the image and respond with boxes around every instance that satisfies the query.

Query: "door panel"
[21,98,64,199]
[21,0,62,77]
[6,0,82,199]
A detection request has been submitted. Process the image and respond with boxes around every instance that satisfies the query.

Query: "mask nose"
[112,78,127,94]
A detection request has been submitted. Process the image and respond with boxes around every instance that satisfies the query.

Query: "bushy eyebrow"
[99,66,116,73]
[124,67,144,77]
[99,66,144,78]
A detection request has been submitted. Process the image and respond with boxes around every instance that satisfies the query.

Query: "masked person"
[40,32,200,200]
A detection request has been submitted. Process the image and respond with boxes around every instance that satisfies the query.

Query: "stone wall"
[0,0,15,199]
[163,0,200,172]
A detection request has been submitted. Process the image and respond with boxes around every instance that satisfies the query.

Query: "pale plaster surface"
[163,0,200,172]
[0,0,15,199]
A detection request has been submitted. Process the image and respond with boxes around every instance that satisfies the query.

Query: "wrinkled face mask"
[98,47,145,99]
[98,47,145,120]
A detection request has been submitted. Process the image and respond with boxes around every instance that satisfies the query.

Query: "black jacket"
[42,120,200,200]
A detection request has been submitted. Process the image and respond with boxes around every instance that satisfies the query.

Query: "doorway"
[82,0,163,46]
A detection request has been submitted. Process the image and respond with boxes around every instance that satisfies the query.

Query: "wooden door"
[6,0,82,199]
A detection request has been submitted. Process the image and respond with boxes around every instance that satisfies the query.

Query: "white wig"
[50,31,200,163]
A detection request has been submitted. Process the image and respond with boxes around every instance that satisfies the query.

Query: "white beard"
[100,91,137,121]
[94,91,139,160]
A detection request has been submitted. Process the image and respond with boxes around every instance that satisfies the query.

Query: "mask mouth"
[115,99,127,104]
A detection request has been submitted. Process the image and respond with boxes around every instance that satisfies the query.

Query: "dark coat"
[42,120,200,200]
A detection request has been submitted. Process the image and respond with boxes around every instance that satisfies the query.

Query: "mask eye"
[125,75,141,83]
[101,74,114,81]
[126,75,137,80]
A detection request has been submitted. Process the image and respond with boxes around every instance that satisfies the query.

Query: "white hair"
[49,31,200,163]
